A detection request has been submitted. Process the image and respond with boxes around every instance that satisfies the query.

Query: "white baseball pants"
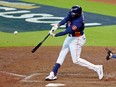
[56,34,99,72]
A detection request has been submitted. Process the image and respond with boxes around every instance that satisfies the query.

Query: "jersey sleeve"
[55,26,73,37]
[59,13,70,26]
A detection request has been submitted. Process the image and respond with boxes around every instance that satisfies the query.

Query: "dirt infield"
[0,46,116,87]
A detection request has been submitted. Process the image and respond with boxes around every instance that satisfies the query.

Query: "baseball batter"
[45,5,103,81]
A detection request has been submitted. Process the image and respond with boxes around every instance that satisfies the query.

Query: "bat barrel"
[31,33,50,53]
[32,49,35,53]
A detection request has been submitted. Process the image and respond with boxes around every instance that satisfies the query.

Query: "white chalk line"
[17,72,116,83]
[20,73,103,83]
[0,71,115,84]
[20,73,44,82]
[0,70,114,85]
[0,71,43,83]
[0,71,27,78]
[1,71,114,79]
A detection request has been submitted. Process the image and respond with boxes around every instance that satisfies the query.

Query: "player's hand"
[51,24,59,32]
[49,30,55,37]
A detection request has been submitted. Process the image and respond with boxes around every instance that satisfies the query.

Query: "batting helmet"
[70,5,82,17]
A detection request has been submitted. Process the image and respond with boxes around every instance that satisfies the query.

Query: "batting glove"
[49,30,55,37]
[51,24,59,32]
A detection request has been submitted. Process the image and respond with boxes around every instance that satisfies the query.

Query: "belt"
[68,33,83,37]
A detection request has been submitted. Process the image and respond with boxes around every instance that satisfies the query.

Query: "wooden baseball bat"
[32,33,50,53]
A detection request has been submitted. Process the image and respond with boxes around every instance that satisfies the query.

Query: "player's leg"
[112,54,116,59]
[45,36,70,81]
[69,35,103,80]
[69,42,99,72]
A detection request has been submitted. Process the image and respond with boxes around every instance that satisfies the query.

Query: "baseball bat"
[32,33,50,53]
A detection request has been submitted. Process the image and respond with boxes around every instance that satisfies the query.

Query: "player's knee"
[72,58,81,64]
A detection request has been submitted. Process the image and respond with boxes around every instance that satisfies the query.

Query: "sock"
[112,54,116,58]
[52,63,60,76]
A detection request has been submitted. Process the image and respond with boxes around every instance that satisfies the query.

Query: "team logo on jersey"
[72,25,77,30]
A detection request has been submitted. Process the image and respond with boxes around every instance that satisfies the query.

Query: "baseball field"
[0,0,116,87]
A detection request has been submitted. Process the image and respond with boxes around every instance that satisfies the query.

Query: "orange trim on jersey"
[74,32,82,37]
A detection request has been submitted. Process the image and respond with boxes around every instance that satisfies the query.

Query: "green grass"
[0,30,65,47]
[0,0,116,47]
[0,25,116,47]
[22,0,116,16]
[85,25,116,46]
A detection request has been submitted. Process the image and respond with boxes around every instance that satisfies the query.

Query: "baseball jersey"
[55,11,85,37]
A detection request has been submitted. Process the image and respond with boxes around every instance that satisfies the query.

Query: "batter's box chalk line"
[0,71,27,78]
[20,73,45,83]
[0,71,44,83]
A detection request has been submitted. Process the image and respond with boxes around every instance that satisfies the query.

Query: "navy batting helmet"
[70,5,82,17]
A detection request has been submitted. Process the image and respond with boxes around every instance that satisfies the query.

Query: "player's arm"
[54,26,73,37]
[49,13,71,36]
[58,13,70,26]
[55,21,84,37]
[49,14,70,35]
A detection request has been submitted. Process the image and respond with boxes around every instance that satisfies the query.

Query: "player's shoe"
[97,65,103,80]
[45,71,57,81]
[105,48,113,60]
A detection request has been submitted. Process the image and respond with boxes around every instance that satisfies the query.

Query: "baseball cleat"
[97,65,104,80]
[105,48,112,60]
[45,71,57,81]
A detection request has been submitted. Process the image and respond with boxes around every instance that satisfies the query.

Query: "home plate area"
[21,72,66,87]
[20,72,116,87]
[1,70,116,87]
[0,47,116,87]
